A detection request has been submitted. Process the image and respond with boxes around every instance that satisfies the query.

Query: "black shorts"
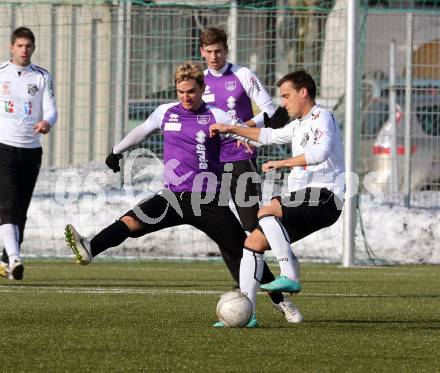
[123,190,246,254]
[278,187,343,243]
[224,158,261,232]
[0,143,42,225]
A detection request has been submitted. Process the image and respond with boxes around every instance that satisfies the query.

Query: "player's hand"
[105,151,123,173]
[263,107,290,129]
[262,160,279,173]
[235,139,254,154]
[33,120,51,134]
[209,123,232,137]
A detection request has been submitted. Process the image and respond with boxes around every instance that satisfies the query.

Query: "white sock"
[259,215,300,282]
[239,248,264,313]
[0,224,20,263]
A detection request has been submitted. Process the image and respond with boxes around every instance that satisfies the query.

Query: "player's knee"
[257,205,275,219]
[244,230,268,252]
[120,215,143,233]
[257,199,282,219]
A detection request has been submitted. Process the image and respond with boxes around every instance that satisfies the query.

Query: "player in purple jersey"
[64,62,263,326]
[200,27,275,232]
[200,28,301,323]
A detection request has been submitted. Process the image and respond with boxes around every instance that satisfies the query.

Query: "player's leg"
[229,159,285,304]
[229,159,261,232]
[15,147,42,249]
[187,196,245,285]
[187,198,262,327]
[261,188,342,292]
[65,191,183,264]
[241,224,304,324]
[257,198,301,293]
[0,144,24,280]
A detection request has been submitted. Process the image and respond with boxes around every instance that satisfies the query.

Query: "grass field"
[1,260,439,372]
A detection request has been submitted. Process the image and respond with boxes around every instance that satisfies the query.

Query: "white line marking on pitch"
[0,285,416,297]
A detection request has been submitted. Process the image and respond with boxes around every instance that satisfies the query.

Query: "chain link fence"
[0,0,439,261]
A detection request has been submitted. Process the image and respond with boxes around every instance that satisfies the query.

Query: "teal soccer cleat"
[260,276,302,294]
[213,313,260,328]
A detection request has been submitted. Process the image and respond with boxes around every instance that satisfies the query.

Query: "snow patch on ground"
[21,162,440,264]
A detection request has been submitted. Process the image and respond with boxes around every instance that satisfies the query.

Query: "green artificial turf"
[1,261,439,372]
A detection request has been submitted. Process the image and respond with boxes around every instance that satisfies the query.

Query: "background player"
[0,27,58,280]
[200,28,301,322]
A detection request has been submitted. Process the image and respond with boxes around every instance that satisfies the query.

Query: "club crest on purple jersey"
[224,80,236,91]
[197,114,211,125]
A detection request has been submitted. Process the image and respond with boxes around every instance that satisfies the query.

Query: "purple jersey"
[159,102,224,192]
[203,63,274,163]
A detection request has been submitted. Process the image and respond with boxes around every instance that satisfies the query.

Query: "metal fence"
[0,0,439,261]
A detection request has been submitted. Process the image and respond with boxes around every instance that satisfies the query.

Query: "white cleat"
[273,297,304,323]
[65,224,93,265]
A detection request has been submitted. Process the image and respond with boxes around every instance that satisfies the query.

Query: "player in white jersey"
[0,27,58,280]
[210,70,345,323]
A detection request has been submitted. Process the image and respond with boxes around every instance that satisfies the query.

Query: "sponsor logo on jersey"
[225,80,236,91]
[312,111,320,120]
[250,76,261,93]
[1,82,10,95]
[196,130,206,144]
[4,101,14,113]
[204,85,211,94]
[226,96,236,110]
[195,130,208,169]
[28,84,38,96]
[228,109,237,119]
[24,102,32,115]
[197,115,210,125]
[313,128,323,143]
[164,122,181,131]
[300,132,309,148]
[169,113,179,122]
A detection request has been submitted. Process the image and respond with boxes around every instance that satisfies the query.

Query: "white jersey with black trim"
[0,61,58,148]
[258,104,345,199]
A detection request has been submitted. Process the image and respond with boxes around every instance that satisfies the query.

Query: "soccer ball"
[216,290,252,327]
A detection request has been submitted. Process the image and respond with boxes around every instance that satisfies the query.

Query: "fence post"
[403,12,413,207]
[113,1,126,188]
[228,0,238,64]
[389,40,398,197]
[343,0,359,267]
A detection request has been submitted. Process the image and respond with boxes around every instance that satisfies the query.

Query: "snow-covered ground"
[22,159,440,264]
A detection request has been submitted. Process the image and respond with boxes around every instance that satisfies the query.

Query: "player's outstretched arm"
[262,154,307,173]
[209,123,261,142]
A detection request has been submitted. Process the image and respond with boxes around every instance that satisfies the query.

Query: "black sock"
[267,291,284,304]
[90,220,131,257]
[261,261,284,304]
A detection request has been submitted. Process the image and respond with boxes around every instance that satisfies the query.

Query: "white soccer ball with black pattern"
[216,290,252,327]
